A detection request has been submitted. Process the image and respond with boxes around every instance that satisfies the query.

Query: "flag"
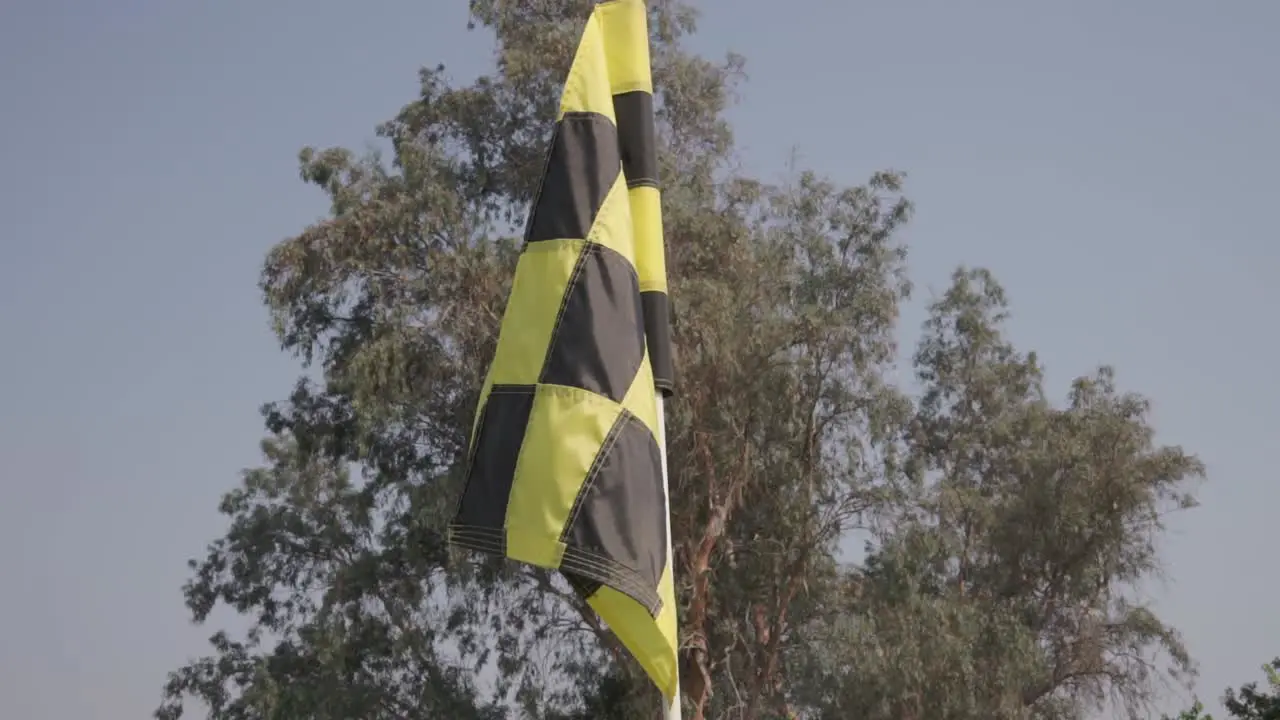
[447,0,678,700]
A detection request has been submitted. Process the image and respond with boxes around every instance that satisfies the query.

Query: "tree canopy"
[1167,659,1280,720]
[158,3,1205,719]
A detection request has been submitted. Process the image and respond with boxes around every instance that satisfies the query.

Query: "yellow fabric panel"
[597,0,653,95]
[469,375,494,447]
[628,185,667,294]
[620,351,659,438]
[505,383,623,567]
[586,173,637,262]
[588,562,679,700]
[486,239,585,386]
[558,10,616,121]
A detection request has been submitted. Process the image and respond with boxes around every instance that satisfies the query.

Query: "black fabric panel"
[525,112,621,243]
[540,244,645,403]
[560,410,666,606]
[451,385,536,530]
[641,290,674,396]
[612,91,658,189]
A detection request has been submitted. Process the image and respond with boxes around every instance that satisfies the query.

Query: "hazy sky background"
[2,1,1276,718]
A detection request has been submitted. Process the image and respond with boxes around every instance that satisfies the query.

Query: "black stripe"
[613,91,658,189]
[560,410,666,616]
[539,244,646,403]
[451,385,537,530]
[642,291,675,396]
[525,112,621,243]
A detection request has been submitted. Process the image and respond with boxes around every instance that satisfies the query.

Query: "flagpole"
[654,392,682,720]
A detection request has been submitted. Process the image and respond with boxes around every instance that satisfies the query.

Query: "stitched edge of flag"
[446,524,663,617]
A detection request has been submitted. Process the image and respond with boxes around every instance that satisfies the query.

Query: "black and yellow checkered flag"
[447,0,678,701]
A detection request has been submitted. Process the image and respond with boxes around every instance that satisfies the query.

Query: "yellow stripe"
[486,240,586,387]
[598,0,653,95]
[588,561,679,699]
[585,173,637,263]
[559,9,616,121]
[628,185,666,293]
[505,384,623,567]
[469,374,493,446]
[619,351,658,437]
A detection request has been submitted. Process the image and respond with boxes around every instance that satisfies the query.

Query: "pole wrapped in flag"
[447,0,678,706]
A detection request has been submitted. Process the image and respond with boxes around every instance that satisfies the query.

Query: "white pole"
[655,392,682,720]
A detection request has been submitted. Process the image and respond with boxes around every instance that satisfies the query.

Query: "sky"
[0,0,1276,718]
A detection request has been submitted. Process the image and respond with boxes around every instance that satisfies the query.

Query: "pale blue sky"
[1,1,1275,718]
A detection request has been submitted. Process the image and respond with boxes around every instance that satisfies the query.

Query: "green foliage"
[157,3,1204,719]
[1167,659,1280,720]
[1166,700,1215,720]
[792,268,1200,720]
[1223,659,1280,720]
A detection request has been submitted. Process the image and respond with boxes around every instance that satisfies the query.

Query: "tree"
[1168,659,1280,720]
[796,269,1201,720]
[1223,659,1280,720]
[1166,701,1215,720]
[158,2,1204,719]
